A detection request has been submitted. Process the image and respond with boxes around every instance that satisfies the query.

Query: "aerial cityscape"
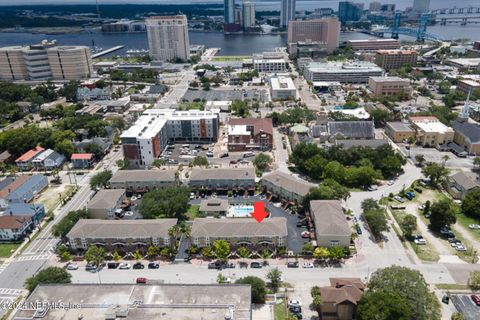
[0,0,480,319]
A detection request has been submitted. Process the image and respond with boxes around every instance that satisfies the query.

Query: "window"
[329,240,340,247]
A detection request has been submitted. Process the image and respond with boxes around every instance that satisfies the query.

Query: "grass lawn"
[274,301,287,320]
[0,243,21,258]
[436,283,469,290]
[211,56,249,61]
[186,205,201,220]
[455,214,480,242]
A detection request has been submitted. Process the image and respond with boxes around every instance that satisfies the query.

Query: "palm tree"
[237,246,249,263]
[261,249,270,266]
[112,250,122,262]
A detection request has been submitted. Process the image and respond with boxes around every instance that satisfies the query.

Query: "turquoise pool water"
[228,206,254,218]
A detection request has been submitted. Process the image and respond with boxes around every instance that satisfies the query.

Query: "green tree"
[399,214,417,239]
[429,198,458,231]
[469,270,480,290]
[201,247,214,259]
[235,276,266,303]
[85,245,106,266]
[52,209,88,237]
[323,161,346,183]
[190,156,209,167]
[266,267,282,292]
[421,162,450,187]
[237,246,250,261]
[313,247,329,260]
[160,247,172,258]
[451,312,465,320]
[25,267,71,292]
[230,100,249,117]
[366,266,441,320]
[89,170,112,190]
[415,154,426,167]
[474,156,480,169]
[213,240,231,262]
[302,242,314,255]
[364,208,389,239]
[152,159,166,168]
[112,251,122,262]
[327,246,345,261]
[358,292,413,320]
[253,153,273,171]
[133,250,143,261]
[217,273,227,284]
[138,186,190,220]
[302,179,350,208]
[461,188,480,219]
[311,286,323,311]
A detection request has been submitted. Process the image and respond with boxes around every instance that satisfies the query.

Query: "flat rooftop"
[411,119,453,134]
[270,76,296,90]
[13,284,252,320]
[120,115,167,140]
[306,61,383,73]
[348,38,399,43]
[369,76,409,83]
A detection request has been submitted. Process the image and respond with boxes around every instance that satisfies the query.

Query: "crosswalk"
[0,288,23,309]
[16,240,57,262]
[0,262,9,276]
[16,253,53,262]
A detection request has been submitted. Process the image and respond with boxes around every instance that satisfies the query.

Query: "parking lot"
[161,143,213,165]
[404,146,474,169]
[451,294,480,320]
[182,88,268,102]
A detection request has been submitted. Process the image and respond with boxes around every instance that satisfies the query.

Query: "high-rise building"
[369,1,382,11]
[375,50,418,70]
[287,18,340,54]
[224,0,235,24]
[280,0,296,27]
[235,6,243,25]
[242,1,256,29]
[0,40,92,81]
[146,15,190,62]
[381,4,396,12]
[413,0,430,12]
[338,1,362,23]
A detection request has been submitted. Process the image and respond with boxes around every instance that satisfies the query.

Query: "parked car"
[356,226,362,235]
[220,153,229,158]
[413,187,423,193]
[230,160,238,165]
[468,224,480,229]
[287,261,299,268]
[250,262,262,268]
[288,300,302,307]
[107,262,119,269]
[208,262,220,270]
[148,262,159,269]
[455,244,467,251]
[302,263,314,268]
[394,196,405,203]
[65,263,78,271]
[136,277,147,284]
[450,240,462,247]
[418,204,425,211]
[85,263,97,271]
[367,185,378,191]
[471,294,480,306]
[118,263,131,270]
[413,235,426,245]
[239,262,248,269]
[405,191,415,200]
[133,262,144,269]
[206,151,214,157]
[301,231,310,238]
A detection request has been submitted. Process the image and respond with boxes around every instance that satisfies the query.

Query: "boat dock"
[92,45,125,58]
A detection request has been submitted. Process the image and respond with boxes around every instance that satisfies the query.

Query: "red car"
[136,277,147,284]
[471,294,480,306]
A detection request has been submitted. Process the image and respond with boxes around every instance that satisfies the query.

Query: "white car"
[66,263,78,270]
[468,224,480,229]
[190,192,195,200]
[118,263,131,270]
[288,300,302,307]
[301,231,310,238]
[124,211,134,217]
[302,263,314,268]
[418,204,425,211]
[367,185,378,191]
[455,244,467,252]
[387,180,395,186]
[414,238,427,245]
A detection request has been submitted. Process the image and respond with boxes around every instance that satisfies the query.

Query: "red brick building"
[227,118,273,151]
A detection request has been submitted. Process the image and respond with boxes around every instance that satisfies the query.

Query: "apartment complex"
[87,189,126,219]
[109,169,177,191]
[409,116,454,147]
[368,76,412,97]
[304,61,383,83]
[146,15,190,62]
[287,18,340,54]
[224,0,235,24]
[191,217,288,249]
[310,200,351,248]
[189,167,256,192]
[66,219,178,252]
[347,38,400,51]
[375,50,418,70]
[121,109,220,168]
[0,40,93,81]
[261,170,315,203]
[385,122,416,143]
[252,52,287,72]
[456,79,480,95]
[227,118,273,151]
[270,76,297,100]
[281,0,296,27]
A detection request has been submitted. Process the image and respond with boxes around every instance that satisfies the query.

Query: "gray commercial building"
[304,61,384,83]
[310,200,351,248]
[87,189,126,219]
[109,169,177,192]
[261,170,315,203]
[189,167,256,192]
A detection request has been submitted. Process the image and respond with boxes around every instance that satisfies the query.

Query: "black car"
[239,262,248,269]
[208,262,221,270]
[133,262,144,269]
[107,262,119,269]
[289,306,302,314]
[287,261,299,268]
[250,262,262,268]
[220,153,229,158]
[413,187,423,193]
[148,262,159,269]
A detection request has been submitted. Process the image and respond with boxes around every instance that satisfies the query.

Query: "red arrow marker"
[251,202,268,223]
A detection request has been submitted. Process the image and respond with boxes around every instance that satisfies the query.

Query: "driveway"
[451,294,480,320]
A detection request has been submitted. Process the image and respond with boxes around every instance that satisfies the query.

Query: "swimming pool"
[227,205,254,218]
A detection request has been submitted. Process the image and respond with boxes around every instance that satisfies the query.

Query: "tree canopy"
[461,188,480,220]
[358,291,413,320]
[253,153,273,171]
[362,199,389,239]
[365,266,441,320]
[89,170,112,190]
[421,162,449,187]
[138,186,190,220]
[52,209,88,237]
[235,276,266,304]
[429,198,458,231]
[25,267,71,292]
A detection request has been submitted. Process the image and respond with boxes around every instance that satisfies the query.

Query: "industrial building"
[304,61,383,83]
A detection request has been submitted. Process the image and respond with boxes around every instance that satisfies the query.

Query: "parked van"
[243,151,255,158]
